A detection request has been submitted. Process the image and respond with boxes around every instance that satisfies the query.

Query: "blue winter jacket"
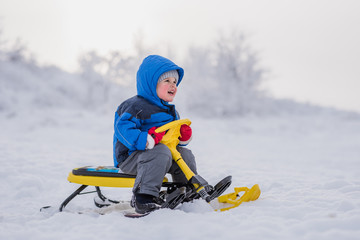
[113,55,184,167]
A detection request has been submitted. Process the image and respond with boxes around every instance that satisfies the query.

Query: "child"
[113,55,196,214]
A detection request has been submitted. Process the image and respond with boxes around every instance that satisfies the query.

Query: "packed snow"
[1,48,360,240]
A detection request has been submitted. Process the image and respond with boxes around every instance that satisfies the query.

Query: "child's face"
[156,77,177,102]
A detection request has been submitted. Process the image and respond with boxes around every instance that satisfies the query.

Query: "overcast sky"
[1,0,360,112]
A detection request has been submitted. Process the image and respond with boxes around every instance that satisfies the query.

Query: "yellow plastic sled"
[53,119,260,212]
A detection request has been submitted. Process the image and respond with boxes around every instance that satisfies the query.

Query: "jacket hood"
[136,55,184,108]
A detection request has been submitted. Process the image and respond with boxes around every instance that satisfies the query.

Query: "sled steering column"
[156,119,213,202]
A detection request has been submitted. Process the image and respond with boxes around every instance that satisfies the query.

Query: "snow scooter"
[42,119,260,216]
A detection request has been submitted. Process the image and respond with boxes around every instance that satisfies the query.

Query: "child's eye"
[163,78,177,84]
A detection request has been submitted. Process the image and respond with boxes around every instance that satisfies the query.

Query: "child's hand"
[147,127,166,149]
[179,124,192,145]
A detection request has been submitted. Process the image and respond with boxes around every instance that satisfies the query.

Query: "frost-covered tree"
[78,50,140,110]
[77,35,171,110]
[183,31,265,116]
[78,51,111,107]
[0,28,31,64]
[0,28,97,113]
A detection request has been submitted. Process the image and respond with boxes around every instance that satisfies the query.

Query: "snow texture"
[1,46,360,240]
[1,109,360,240]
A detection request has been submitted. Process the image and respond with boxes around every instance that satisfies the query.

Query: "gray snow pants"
[119,143,197,197]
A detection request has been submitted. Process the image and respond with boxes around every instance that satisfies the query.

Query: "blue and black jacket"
[113,55,184,167]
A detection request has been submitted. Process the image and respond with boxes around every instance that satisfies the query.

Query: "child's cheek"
[158,85,167,99]
[160,86,166,94]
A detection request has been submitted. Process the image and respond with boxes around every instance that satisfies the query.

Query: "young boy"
[113,55,196,214]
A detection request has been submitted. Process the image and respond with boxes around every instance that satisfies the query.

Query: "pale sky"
[1,0,360,112]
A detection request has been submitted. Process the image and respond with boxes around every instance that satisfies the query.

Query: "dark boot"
[132,193,160,214]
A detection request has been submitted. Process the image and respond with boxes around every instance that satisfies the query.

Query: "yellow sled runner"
[44,119,260,214]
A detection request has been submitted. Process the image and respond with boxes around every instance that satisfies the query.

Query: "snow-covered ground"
[1,106,359,240]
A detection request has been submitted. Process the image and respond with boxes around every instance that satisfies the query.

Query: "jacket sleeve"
[114,111,148,151]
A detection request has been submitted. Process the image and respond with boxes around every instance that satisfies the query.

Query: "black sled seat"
[68,166,137,187]
[58,166,168,212]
